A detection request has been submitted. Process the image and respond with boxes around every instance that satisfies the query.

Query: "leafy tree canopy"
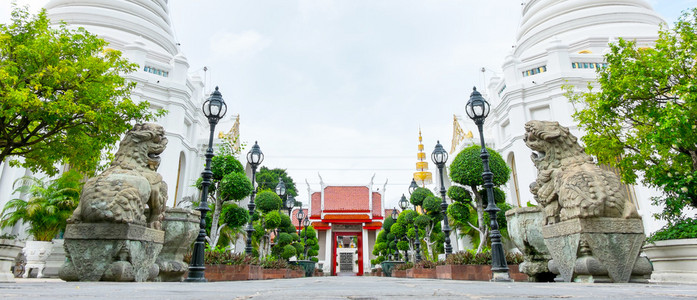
[0,6,162,175]
[211,155,244,181]
[447,185,472,203]
[219,172,253,201]
[255,190,282,213]
[567,8,697,222]
[410,187,433,207]
[449,145,510,187]
[220,203,249,228]
[256,167,298,197]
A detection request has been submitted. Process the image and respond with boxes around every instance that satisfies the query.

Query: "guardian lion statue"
[524,120,639,225]
[69,123,168,229]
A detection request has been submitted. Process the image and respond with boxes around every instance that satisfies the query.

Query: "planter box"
[644,238,697,283]
[204,264,262,282]
[407,268,437,279]
[436,264,528,281]
[286,268,304,278]
[262,268,287,280]
[393,269,407,278]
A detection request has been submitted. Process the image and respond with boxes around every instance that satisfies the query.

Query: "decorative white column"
[324,227,332,273]
[362,228,369,274]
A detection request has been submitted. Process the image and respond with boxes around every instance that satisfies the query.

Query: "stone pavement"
[2,277,697,299]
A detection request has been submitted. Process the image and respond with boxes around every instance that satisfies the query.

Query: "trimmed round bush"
[410,187,433,207]
[255,190,282,213]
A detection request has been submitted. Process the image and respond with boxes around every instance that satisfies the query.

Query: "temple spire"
[413,128,432,187]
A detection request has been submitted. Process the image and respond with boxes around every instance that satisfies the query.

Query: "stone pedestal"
[43,239,66,278]
[155,208,199,282]
[505,207,553,281]
[59,223,164,282]
[543,218,647,283]
[0,239,24,282]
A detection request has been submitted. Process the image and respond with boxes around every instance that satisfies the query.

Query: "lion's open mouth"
[531,150,546,162]
[148,147,164,161]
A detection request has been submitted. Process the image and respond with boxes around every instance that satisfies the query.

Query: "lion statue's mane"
[69,123,168,229]
[524,120,639,225]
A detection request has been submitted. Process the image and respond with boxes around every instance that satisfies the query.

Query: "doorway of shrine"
[332,231,363,276]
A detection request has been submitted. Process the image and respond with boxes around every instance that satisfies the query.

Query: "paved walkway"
[3,277,697,299]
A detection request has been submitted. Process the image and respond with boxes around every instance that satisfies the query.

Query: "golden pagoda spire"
[413,128,432,187]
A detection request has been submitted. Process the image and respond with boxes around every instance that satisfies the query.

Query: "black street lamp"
[302,216,310,258]
[407,184,422,263]
[409,178,419,195]
[285,195,295,216]
[399,195,410,263]
[245,141,264,255]
[296,204,304,236]
[390,208,399,261]
[466,86,510,281]
[432,140,452,256]
[185,86,228,282]
[276,177,287,212]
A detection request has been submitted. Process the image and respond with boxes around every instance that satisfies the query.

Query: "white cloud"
[209,30,271,60]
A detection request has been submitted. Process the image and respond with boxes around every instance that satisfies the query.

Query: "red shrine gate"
[293,183,387,276]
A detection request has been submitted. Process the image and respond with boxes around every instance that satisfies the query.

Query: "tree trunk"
[209,191,223,247]
[471,185,487,254]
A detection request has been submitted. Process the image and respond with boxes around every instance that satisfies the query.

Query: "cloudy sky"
[2,0,697,209]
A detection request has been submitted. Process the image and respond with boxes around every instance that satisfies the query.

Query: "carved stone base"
[155,208,199,282]
[543,218,648,283]
[59,223,164,282]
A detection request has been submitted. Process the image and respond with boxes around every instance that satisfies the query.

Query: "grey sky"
[2,0,696,209]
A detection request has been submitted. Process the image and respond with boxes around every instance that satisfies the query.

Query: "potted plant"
[407,260,439,279]
[0,171,82,278]
[0,233,24,282]
[296,225,320,277]
[436,250,527,281]
[643,218,697,283]
[184,246,261,281]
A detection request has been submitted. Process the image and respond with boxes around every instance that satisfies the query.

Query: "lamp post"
[302,216,310,257]
[296,204,304,236]
[276,177,287,210]
[390,208,399,261]
[466,86,510,281]
[432,141,452,256]
[409,178,419,195]
[245,141,264,255]
[399,195,410,263]
[408,184,422,263]
[185,86,228,282]
[285,195,295,216]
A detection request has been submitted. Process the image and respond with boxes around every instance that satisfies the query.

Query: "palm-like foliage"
[0,170,83,241]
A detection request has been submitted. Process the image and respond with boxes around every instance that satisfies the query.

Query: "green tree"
[449,145,510,253]
[0,6,162,175]
[196,154,252,247]
[566,9,697,228]
[0,170,82,241]
[256,167,298,197]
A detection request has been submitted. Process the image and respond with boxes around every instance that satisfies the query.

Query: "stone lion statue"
[69,123,168,229]
[524,120,639,225]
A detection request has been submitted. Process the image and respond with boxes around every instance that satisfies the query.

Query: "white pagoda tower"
[455,0,666,233]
